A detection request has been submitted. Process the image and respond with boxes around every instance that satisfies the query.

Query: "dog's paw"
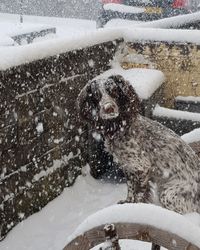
[117,198,135,204]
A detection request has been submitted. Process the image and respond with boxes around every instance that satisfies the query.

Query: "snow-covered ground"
[0,174,126,250]
[1,173,200,250]
[0,12,96,45]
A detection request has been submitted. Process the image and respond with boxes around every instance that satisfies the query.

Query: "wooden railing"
[64,222,200,250]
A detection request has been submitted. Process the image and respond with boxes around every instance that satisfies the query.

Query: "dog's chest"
[105,135,152,173]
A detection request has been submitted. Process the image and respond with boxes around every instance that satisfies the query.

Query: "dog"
[77,74,200,214]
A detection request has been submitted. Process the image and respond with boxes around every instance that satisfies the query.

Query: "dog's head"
[77,75,141,138]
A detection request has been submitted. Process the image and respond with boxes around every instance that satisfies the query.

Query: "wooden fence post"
[102,224,121,250]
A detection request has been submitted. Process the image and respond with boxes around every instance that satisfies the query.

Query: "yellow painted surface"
[122,42,200,107]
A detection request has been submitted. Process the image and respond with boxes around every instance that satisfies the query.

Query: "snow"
[33,159,62,182]
[0,13,97,67]
[92,240,152,250]
[153,105,200,121]
[1,25,200,70]
[36,122,44,134]
[181,128,200,143]
[1,13,200,70]
[0,175,126,250]
[176,95,200,102]
[105,18,147,28]
[0,22,54,37]
[0,35,14,46]
[123,26,200,45]
[103,3,145,14]
[67,203,200,248]
[0,28,121,70]
[140,11,200,29]
[0,12,96,38]
[2,174,200,250]
[105,11,200,29]
[95,68,165,99]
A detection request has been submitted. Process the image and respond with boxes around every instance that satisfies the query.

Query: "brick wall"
[0,40,119,239]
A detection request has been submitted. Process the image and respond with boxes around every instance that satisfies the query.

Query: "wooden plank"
[63,222,200,250]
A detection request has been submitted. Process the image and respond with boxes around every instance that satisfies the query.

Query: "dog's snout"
[100,101,119,120]
[103,103,115,114]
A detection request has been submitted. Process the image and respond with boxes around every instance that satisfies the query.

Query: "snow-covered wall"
[0,40,119,240]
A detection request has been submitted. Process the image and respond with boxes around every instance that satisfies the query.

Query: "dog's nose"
[100,99,119,120]
[103,103,115,114]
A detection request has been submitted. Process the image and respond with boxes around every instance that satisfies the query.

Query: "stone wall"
[122,42,200,107]
[0,40,120,239]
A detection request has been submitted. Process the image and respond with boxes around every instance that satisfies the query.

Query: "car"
[97,0,192,27]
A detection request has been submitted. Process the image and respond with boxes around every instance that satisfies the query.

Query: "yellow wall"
[122,42,200,107]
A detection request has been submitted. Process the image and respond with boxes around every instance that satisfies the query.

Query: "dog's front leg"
[118,172,137,204]
[134,169,151,203]
[118,169,151,204]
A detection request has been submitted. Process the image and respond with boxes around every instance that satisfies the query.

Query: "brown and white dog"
[77,75,200,214]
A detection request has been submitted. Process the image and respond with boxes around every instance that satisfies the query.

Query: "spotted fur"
[77,75,200,214]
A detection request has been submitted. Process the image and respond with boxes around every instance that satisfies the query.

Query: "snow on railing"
[64,203,200,250]
[1,25,200,70]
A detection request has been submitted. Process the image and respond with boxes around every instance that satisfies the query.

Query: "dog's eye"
[94,90,101,100]
[90,82,102,101]
[107,86,119,98]
[91,89,101,101]
[104,81,118,96]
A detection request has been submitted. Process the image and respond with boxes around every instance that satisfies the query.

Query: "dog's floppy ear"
[108,75,141,114]
[77,82,97,123]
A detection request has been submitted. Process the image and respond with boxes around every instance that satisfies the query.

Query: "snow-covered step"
[152,105,200,135]
[175,96,200,113]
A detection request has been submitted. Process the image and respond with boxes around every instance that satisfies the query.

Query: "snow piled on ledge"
[176,95,200,102]
[153,105,200,122]
[1,25,200,70]
[0,22,54,37]
[105,11,200,29]
[96,68,165,100]
[67,203,200,248]
[182,128,200,143]
[0,29,122,71]
[0,35,14,46]
[103,3,145,14]
[123,27,200,45]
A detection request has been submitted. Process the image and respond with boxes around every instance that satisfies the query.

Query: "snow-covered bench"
[63,203,200,250]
